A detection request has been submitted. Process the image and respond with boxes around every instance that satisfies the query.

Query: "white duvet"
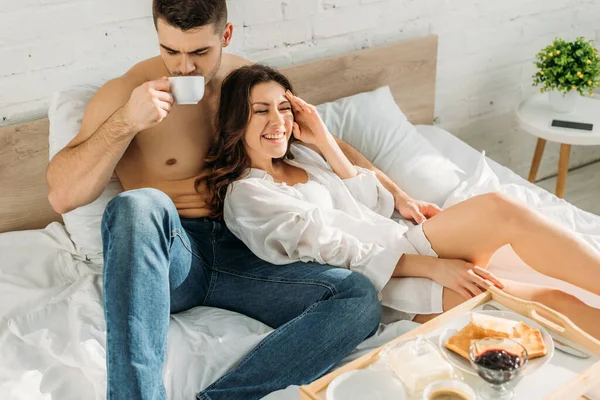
[1,126,599,400]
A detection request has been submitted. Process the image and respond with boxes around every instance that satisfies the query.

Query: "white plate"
[438,310,554,376]
[326,369,406,400]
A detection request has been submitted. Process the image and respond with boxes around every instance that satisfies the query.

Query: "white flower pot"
[549,90,579,113]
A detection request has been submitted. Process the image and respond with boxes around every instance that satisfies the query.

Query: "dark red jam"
[475,349,521,371]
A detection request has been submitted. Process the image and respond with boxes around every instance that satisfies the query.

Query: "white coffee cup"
[423,380,476,400]
[168,76,205,104]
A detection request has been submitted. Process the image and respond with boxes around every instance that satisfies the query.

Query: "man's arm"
[47,76,173,214]
[332,136,413,203]
[300,136,441,222]
[334,137,442,222]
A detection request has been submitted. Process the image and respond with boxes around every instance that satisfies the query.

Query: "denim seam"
[212,262,339,295]
[102,207,115,400]
[202,267,219,306]
[172,231,216,306]
[212,240,339,294]
[201,300,321,394]
[210,224,219,267]
[209,222,340,287]
[171,232,204,261]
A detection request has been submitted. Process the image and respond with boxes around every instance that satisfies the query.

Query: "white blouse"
[223,144,424,308]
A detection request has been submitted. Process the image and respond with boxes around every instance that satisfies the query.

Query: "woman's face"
[243,81,294,162]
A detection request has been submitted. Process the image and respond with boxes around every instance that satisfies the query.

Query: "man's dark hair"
[152,0,228,32]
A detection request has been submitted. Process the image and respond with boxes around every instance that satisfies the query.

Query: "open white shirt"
[224,144,429,312]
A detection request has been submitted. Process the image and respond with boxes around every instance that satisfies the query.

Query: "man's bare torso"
[115,54,250,218]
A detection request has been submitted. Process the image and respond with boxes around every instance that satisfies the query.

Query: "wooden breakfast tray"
[299,287,600,400]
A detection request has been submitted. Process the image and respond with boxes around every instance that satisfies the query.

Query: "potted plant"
[533,37,600,113]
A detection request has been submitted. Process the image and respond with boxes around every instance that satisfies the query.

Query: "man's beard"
[203,48,222,85]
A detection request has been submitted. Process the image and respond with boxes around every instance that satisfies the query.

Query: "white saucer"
[326,369,406,400]
[438,310,554,377]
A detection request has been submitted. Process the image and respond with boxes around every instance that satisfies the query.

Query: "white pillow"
[48,83,123,260]
[316,86,466,206]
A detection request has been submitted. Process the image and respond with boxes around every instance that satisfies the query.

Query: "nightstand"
[517,93,600,198]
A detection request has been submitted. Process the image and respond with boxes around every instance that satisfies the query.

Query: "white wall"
[1,0,599,178]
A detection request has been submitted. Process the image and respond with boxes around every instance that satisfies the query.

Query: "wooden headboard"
[0,34,438,233]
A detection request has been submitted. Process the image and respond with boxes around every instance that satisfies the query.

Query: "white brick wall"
[1,0,599,178]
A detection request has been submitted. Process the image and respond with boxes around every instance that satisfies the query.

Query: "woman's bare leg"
[414,280,600,340]
[422,193,600,296]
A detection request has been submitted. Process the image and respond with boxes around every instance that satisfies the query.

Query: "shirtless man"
[45,1,412,399]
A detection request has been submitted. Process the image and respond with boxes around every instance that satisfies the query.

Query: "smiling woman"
[201,63,600,344]
[197,65,298,218]
[244,83,295,165]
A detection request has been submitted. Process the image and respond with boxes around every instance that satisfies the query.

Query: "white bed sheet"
[418,125,600,310]
[1,125,599,400]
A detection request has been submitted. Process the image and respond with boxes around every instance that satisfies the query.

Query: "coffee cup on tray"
[423,380,476,400]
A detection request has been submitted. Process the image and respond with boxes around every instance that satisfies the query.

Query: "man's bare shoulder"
[223,53,253,67]
[63,57,167,148]
[220,53,253,75]
[84,57,165,125]
[88,58,158,109]
[65,76,134,148]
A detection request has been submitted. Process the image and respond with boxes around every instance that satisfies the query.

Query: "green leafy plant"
[532,37,600,96]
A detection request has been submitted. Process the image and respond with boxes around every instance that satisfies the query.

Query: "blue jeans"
[101,188,382,400]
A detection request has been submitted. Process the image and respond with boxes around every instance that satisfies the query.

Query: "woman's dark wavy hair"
[196,64,296,219]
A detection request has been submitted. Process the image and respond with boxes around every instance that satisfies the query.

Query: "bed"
[1,35,600,400]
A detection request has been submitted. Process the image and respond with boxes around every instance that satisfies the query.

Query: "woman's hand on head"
[430,259,505,300]
[285,91,332,148]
